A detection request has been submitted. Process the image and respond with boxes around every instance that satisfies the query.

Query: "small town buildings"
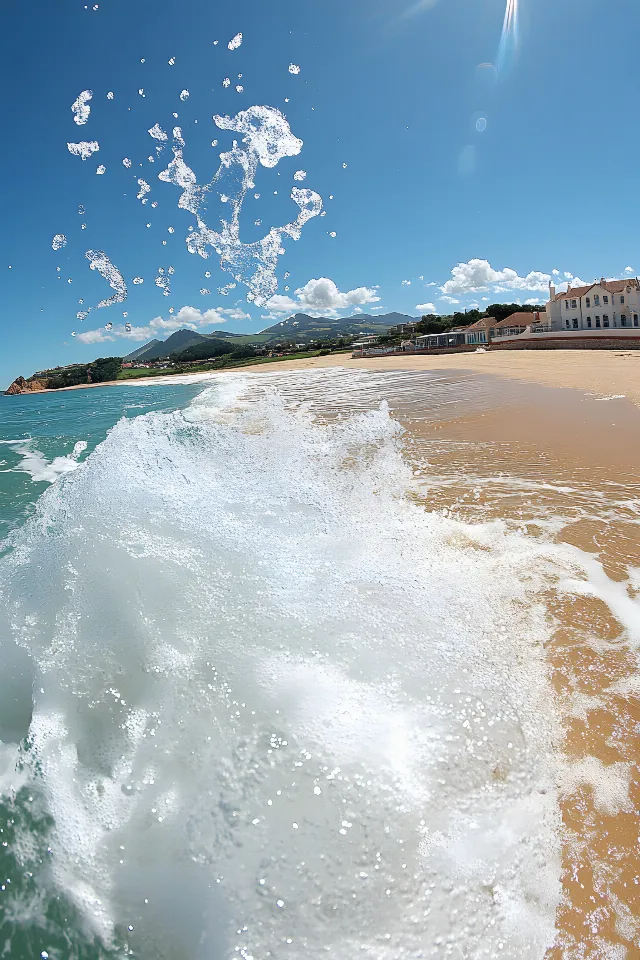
[390,321,419,336]
[546,279,640,332]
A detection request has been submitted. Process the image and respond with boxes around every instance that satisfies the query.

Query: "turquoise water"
[0,371,564,959]
[0,384,205,545]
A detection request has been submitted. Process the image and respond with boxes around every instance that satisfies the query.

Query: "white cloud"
[75,305,231,345]
[564,272,573,279]
[416,302,436,312]
[76,329,114,345]
[440,295,460,304]
[552,269,560,276]
[440,259,552,295]
[264,277,380,318]
[625,266,635,274]
[401,280,411,286]
[525,298,541,306]
[424,281,438,287]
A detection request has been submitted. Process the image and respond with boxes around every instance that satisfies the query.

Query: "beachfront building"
[415,329,467,350]
[546,279,640,332]
[490,312,547,339]
[464,317,495,345]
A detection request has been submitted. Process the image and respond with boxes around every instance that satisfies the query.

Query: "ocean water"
[0,371,574,959]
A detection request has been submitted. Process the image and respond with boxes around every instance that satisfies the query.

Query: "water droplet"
[180,90,189,101]
[289,64,300,75]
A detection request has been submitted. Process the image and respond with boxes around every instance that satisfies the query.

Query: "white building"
[547,278,640,332]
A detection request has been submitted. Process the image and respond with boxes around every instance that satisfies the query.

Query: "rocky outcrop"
[4,376,49,396]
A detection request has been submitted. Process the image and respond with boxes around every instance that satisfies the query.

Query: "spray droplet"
[180,90,190,101]
[288,64,300,75]
[228,32,243,50]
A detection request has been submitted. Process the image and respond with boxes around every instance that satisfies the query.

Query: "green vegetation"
[39,357,123,389]
[115,348,351,381]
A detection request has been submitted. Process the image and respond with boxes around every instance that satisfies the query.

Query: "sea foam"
[0,374,565,959]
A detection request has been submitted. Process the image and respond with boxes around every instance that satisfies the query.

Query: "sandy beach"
[261,349,640,406]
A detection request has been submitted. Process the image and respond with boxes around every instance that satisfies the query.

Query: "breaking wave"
[0,374,564,959]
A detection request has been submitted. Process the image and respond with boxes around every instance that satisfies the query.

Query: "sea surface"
[0,369,638,959]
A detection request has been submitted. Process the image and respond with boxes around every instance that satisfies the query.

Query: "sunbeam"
[497,0,520,73]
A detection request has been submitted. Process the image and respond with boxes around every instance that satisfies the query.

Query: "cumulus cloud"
[415,302,436,312]
[625,266,635,274]
[264,277,380,318]
[75,305,230,345]
[564,272,573,279]
[524,298,542,306]
[440,295,460,304]
[552,269,560,276]
[440,259,552,295]
[401,279,411,286]
[76,329,113,345]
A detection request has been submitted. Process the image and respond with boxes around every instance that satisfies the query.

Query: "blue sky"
[1,0,638,385]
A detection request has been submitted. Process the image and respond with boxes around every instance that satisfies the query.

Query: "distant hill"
[124,313,417,362]
[124,329,239,362]
[259,312,418,343]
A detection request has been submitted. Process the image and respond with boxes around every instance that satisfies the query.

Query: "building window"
[565,300,569,309]
[620,296,625,304]
[594,295,600,306]
[586,297,591,307]
[603,315,610,327]
[572,318,579,329]
[595,316,601,327]
[587,317,592,328]
[621,315,627,326]
[571,299,577,308]
[565,318,570,328]
[634,314,639,327]
[603,295,609,304]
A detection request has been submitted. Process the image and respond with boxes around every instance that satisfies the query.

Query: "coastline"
[7,349,640,405]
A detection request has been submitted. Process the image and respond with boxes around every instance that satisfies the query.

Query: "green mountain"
[124,329,238,362]
[124,313,417,362]
[259,312,417,343]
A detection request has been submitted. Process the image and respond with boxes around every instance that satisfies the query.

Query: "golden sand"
[254,349,640,407]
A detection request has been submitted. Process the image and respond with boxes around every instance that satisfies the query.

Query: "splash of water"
[67,141,100,161]
[76,251,128,320]
[157,106,322,305]
[0,375,563,959]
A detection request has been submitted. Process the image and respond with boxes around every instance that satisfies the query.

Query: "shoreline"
[6,348,640,405]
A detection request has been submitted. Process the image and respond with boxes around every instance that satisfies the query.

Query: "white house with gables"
[547,278,640,332]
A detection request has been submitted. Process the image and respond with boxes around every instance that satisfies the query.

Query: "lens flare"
[498,0,519,73]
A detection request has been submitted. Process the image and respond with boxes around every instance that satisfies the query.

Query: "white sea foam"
[0,376,568,958]
[3,440,87,484]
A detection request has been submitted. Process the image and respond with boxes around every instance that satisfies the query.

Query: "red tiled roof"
[465,316,495,330]
[553,279,638,302]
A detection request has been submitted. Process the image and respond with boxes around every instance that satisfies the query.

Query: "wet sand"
[393,376,640,957]
[262,350,640,408]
